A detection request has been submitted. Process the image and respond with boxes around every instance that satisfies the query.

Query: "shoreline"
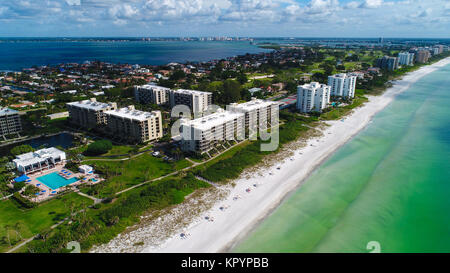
[91,57,450,253]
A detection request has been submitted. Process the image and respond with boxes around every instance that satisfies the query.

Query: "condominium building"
[296,82,330,113]
[398,52,415,66]
[134,84,170,105]
[376,56,399,71]
[228,98,279,138]
[416,50,431,64]
[180,109,244,153]
[66,98,117,129]
[328,73,357,99]
[105,105,163,143]
[169,89,212,114]
[13,147,66,175]
[434,45,444,55]
[0,107,22,137]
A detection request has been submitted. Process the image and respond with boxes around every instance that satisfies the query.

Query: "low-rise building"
[66,98,117,129]
[169,89,212,114]
[13,147,66,175]
[328,73,357,99]
[296,82,330,113]
[134,84,171,105]
[105,105,163,143]
[180,109,244,153]
[0,107,22,137]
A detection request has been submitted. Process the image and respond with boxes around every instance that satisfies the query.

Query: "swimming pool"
[36,172,79,190]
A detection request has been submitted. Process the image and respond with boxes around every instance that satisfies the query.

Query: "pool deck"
[21,164,103,202]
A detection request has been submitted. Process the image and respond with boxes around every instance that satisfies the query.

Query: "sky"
[0,0,449,38]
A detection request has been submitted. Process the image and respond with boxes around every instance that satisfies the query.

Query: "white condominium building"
[328,73,357,99]
[296,82,330,113]
[0,107,22,137]
[180,109,244,153]
[398,52,415,66]
[169,89,212,114]
[228,98,279,139]
[105,105,163,143]
[13,147,66,175]
[134,84,170,105]
[66,98,117,129]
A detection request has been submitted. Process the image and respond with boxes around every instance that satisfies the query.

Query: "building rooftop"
[105,106,159,122]
[137,84,171,90]
[181,109,243,130]
[0,107,19,116]
[329,73,354,79]
[229,98,279,112]
[13,147,65,167]
[173,89,212,95]
[66,98,116,111]
[299,82,329,90]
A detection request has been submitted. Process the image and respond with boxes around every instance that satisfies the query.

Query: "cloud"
[0,0,448,37]
[66,0,81,6]
[359,0,383,9]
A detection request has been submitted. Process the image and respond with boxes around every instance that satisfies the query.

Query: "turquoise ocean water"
[234,62,450,253]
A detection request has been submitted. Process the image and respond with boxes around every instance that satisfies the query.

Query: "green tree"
[11,145,34,156]
[84,140,112,156]
[221,79,242,104]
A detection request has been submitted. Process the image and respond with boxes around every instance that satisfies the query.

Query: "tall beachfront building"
[0,107,22,137]
[105,106,163,143]
[228,98,279,138]
[169,89,212,115]
[376,56,399,71]
[327,73,357,99]
[398,52,415,66]
[296,82,330,113]
[416,50,431,64]
[180,109,244,153]
[134,84,170,105]
[66,98,117,129]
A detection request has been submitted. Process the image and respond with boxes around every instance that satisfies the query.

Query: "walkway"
[74,189,102,204]
[194,175,219,188]
[115,140,247,196]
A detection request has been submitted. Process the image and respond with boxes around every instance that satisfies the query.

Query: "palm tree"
[14,222,23,241]
[4,225,11,247]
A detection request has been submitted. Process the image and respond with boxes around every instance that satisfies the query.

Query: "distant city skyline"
[0,0,449,38]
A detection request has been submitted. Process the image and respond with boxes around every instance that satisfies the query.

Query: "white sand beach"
[91,57,450,253]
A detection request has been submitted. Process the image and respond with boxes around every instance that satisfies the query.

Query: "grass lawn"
[104,145,136,156]
[82,154,193,197]
[344,62,360,70]
[0,192,93,252]
[75,144,144,160]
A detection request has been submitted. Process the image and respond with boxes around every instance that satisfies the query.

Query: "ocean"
[234,62,450,253]
[0,40,269,71]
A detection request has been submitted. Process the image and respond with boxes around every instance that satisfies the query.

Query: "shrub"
[11,192,36,208]
[13,182,26,192]
[84,140,112,156]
